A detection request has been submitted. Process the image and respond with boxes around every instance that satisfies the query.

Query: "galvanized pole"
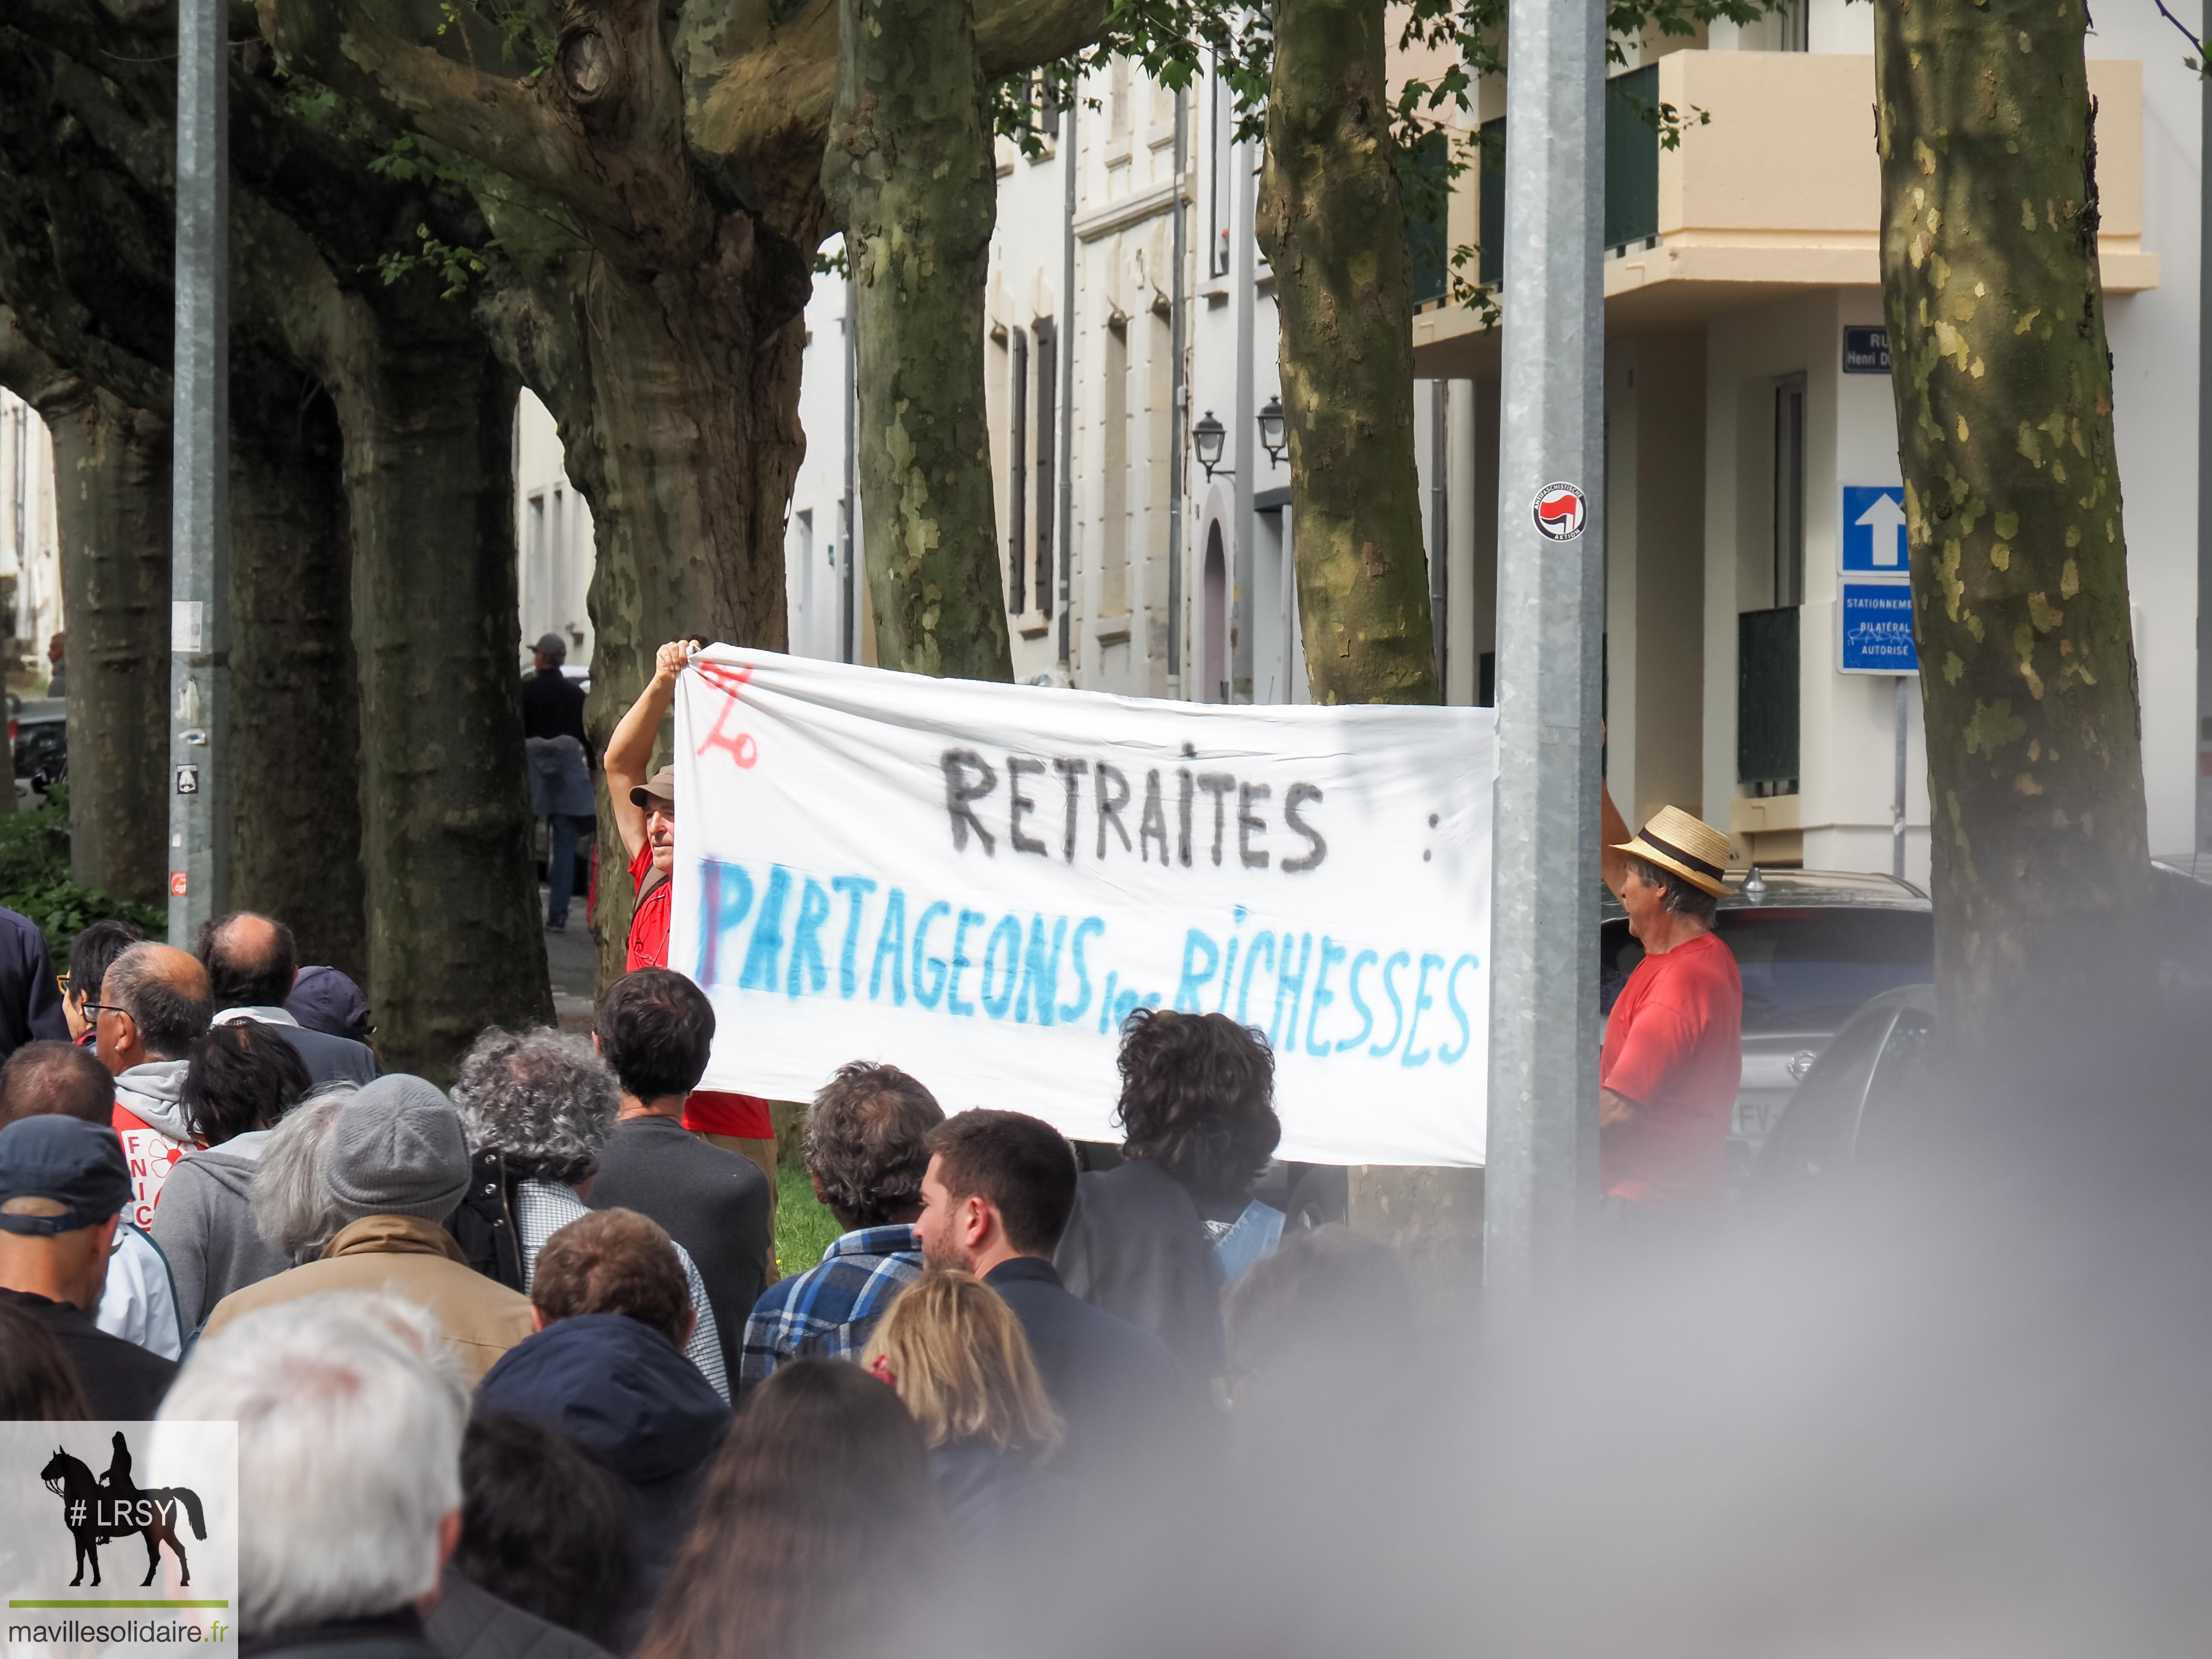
[1892,675,1909,879]
[169,0,229,943]
[1484,0,1606,1312]
[1057,92,1078,675]
[1166,84,1188,693]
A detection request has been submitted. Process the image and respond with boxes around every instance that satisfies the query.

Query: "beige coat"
[201,1213,534,1383]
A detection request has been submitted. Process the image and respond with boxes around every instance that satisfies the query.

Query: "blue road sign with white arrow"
[1842,485,1909,574]
[1840,582,1918,674]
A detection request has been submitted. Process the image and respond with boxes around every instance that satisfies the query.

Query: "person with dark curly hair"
[1054,1008,1283,1379]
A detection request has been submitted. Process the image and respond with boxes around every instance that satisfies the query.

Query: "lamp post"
[170,0,229,942]
[1257,396,1286,468]
[1193,410,1228,480]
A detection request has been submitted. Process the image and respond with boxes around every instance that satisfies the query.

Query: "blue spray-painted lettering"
[1438,954,1481,1064]
[979,915,1023,1019]
[910,901,951,1009]
[946,909,986,1016]
[1336,949,1378,1053]
[1059,920,1101,1023]
[786,878,833,998]
[1174,929,1221,1012]
[696,862,755,987]
[1017,917,1068,1025]
[1369,951,1411,1058]
[738,867,793,992]
[1236,933,1276,1027]
[1270,932,1313,1052]
[870,888,909,1004]
[1401,952,1446,1067]
[1305,937,1348,1057]
[832,876,878,998]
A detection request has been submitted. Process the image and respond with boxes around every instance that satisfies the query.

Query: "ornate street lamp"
[1192,409,1228,480]
[1257,396,1287,468]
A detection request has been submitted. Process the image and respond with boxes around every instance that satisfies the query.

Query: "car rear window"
[1601,907,1933,1035]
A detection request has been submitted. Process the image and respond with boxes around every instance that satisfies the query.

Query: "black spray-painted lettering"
[1052,759,1086,862]
[1007,757,1050,856]
[1095,762,1134,856]
[942,750,998,855]
[1196,774,1236,865]
[1281,782,1327,873]
[1238,782,1272,869]
[1138,770,1171,864]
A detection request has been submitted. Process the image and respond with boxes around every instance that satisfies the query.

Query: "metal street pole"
[1484,0,1606,1313]
[1892,675,1909,879]
[169,0,229,943]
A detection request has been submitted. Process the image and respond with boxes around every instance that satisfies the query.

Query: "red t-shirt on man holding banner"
[608,639,771,1144]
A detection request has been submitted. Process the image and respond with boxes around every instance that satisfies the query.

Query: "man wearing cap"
[1598,793,1744,1216]
[201,1074,533,1382]
[0,1114,178,1415]
[524,633,596,932]
[604,641,779,1198]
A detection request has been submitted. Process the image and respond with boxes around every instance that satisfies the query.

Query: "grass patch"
[775,1161,841,1278]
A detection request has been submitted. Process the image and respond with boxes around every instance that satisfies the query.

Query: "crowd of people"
[0,894,1403,1659]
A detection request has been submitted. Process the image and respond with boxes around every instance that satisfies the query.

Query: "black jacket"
[1053,1158,1227,1380]
[981,1257,1204,1481]
[425,1573,612,1659]
[586,1114,770,1382]
[475,1314,732,1647]
[930,1441,1079,1554]
[447,1150,527,1291]
[520,669,589,748]
[0,905,69,1060]
[0,1287,175,1417]
[269,1021,379,1089]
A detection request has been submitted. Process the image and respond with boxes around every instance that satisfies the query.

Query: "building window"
[1208,73,1234,279]
[1101,318,1129,618]
[1773,374,1806,610]
[1775,0,1809,51]
[1008,326,1029,614]
[1034,317,1056,621]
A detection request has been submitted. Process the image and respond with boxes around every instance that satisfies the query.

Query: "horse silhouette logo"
[39,1430,207,1588]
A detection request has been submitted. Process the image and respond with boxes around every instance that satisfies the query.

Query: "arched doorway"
[1202,523,1227,703]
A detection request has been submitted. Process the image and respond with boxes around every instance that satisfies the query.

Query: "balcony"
[1417,50,2157,371]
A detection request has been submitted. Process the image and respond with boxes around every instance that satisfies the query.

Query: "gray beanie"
[324,1074,470,1225]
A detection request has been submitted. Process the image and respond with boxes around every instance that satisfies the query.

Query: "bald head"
[196,911,299,1011]
[98,943,213,1070]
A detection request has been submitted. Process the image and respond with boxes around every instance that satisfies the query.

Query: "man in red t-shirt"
[604,640,780,1225]
[1597,799,1742,1212]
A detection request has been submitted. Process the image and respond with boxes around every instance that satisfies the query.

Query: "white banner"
[669,649,1494,1166]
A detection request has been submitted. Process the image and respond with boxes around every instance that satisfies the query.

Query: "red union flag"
[1531,481,1587,541]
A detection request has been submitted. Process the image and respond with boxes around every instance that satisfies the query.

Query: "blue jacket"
[475,1315,731,1638]
[930,1441,1079,1554]
[0,905,67,1059]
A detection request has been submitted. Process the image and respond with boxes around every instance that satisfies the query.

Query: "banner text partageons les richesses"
[669,649,1496,1167]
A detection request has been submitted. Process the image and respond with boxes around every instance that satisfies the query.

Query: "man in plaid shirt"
[738,1062,943,1397]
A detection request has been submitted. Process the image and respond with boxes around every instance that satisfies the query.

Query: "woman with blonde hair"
[864,1267,1077,1548]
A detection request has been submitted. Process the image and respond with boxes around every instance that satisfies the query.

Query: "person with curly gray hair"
[447,1027,729,1402]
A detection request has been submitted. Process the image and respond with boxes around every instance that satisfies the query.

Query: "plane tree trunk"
[1259,0,1438,708]
[1874,0,2153,1056]
[824,0,1014,681]
[228,347,366,977]
[334,326,550,1077]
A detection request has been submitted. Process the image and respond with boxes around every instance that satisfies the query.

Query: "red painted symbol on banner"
[169,872,189,897]
[693,661,759,770]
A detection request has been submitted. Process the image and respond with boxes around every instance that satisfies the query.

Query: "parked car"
[13,698,65,799]
[1600,866,1935,1186]
[1748,982,1937,1194]
[1752,856,2212,1195]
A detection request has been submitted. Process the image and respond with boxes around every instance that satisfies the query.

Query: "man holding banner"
[605,640,779,1196]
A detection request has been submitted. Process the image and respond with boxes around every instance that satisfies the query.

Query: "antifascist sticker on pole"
[1531,482,1587,541]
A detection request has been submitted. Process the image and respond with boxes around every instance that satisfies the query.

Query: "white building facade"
[527,3,2210,870]
[0,389,65,692]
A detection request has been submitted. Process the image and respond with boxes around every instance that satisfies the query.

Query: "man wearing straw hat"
[1596,795,1743,1216]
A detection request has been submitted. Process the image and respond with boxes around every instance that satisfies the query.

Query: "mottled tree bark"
[47,390,171,908]
[824,0,1013,681]
[1258,0,1438,707]
[1259,0,1465,1263]
[229,349,366,977]
[1875,0,2152,1053]
[336,332,550,1077]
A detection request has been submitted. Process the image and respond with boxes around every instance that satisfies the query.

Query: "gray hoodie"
[149,1129,291,1333]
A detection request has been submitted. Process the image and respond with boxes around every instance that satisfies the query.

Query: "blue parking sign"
[1840,582,1917,674]
[1841,485,1909,573]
